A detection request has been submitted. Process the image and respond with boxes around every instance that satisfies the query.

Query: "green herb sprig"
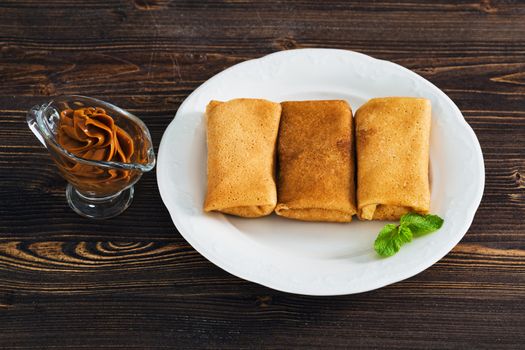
[374,213,444,257]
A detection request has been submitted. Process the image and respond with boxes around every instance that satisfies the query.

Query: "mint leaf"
[373,212,444,257]
[400,213,444,237]
[374,224,413,257]
[398,225,413,242]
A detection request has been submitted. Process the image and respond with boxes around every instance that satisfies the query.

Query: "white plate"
[157,49,484,296]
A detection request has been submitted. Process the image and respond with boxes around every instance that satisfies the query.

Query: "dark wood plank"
[0,0,524,349]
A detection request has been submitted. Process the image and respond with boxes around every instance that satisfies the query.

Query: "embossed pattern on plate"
[157,49,485,295]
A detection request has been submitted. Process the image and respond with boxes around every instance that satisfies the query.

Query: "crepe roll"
[204,98,281,217]
[356,97,431,220]
[275,100,357,222]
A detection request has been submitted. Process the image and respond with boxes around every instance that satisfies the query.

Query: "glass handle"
[26,105,47,148]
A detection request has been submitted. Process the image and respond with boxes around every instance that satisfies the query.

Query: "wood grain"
[0,0,524,348]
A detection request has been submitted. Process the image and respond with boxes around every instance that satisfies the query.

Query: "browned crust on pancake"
[275,100,357,222]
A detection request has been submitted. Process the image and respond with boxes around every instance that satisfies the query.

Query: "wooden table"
[1,1,524,348]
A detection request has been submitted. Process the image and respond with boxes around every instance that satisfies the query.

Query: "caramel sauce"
[55,107,139,196]
[58,107,134,162]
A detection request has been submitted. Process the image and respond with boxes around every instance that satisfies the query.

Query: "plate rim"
[157,48,485,296]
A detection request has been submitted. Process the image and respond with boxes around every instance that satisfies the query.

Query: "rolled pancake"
[204,98,281,217]
[275,100,357,222]
[355,97,431,220]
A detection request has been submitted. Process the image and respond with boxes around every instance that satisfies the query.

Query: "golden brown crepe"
[355,97,431,220]
[204,98,281,217]
[275,100,357,222]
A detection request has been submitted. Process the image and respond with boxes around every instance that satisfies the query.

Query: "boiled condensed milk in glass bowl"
[27,95,155,219]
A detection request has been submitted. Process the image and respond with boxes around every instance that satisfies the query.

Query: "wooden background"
[1,0,524,348]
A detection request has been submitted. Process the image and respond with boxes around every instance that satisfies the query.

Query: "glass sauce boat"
[27,95,155,219]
